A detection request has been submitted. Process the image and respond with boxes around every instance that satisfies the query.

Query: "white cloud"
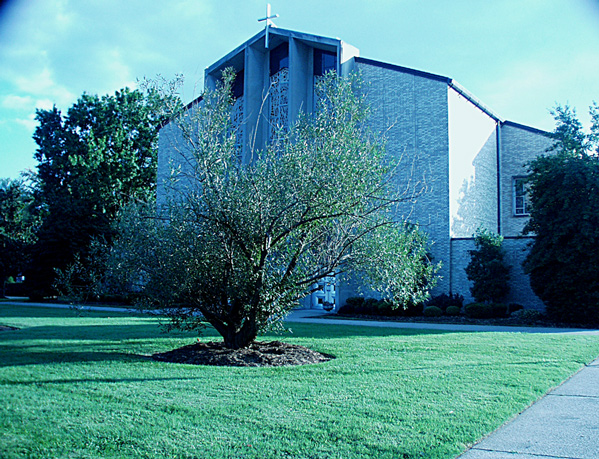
[95,47,137,92]
[15,113,37,132]
[2,94,34,110]
[13,67,75,105]
[35,99,55,110]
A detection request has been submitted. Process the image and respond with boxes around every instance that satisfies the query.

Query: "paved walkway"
[458,356,599,459]
[286,308,599,335]
[4,301,599,457]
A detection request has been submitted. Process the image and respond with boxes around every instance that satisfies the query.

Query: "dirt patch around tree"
[152,340,335,367]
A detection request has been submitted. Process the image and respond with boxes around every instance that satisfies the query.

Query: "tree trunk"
[203,309,259,350]
[222,314,258,349]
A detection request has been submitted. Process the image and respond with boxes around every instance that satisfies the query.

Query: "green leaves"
[465,228,510,304]
[523,103,599,324]
[0,179,39,294]
[111,70,438,348]
[28,86,172,296]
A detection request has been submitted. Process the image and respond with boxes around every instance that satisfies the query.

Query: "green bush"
[445,305,461,316]
[423,306,443,317]
[377,299,394,315]
[394,301,423,317]
[465,229,510,303]
[338,297,365,315]
[507,303,524,316]
[464,303,493,319]
[338,297,399,316]
[523,127,599,325]
[339,296,425,317]
[464,302,512,319]
[426,293,464,312]
[511,308,545,324]
[491,303,508,318]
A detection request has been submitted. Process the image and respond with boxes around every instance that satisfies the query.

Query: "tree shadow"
[0,349,149,367]
[1,374,211,386]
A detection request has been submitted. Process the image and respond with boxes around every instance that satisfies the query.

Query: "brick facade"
[157,27,553,311]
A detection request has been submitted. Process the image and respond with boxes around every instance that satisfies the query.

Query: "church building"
[158,26,552,311]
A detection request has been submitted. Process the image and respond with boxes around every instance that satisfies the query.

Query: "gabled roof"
[354,57,501,122]
[205,27,344,77]
[166,28,551,136]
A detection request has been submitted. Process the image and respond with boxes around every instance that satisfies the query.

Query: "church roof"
[196,28,550,135]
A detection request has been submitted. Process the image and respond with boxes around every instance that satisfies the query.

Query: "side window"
[513,177,530,216]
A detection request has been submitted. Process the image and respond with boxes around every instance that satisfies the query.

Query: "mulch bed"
[152,340,335,367]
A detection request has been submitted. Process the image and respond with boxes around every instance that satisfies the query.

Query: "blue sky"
[1,0,598,180]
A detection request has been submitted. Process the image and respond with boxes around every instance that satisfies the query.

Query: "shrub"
[338,297,365,315]
[465,229,510,303]
[491,303,508,318]
[511,308,545,325]
[464,303,493,319]
[465,302,510,319]
[377,299,395,315]
[445,305,461,316]
[507,303,524,315]
[363,298,380,314]
[5,282,28,297]
[423,306,443,317]
[339,296,424,317]
[426,293,464,312]
[339,297,399,316]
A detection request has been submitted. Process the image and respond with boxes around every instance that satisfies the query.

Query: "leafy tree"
[0,178,39,297]
[105,70,438,349]
[523,103,599,324]
[465,228,510,303]
[27,87,173,297]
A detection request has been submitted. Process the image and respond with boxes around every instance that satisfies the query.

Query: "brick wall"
[450,237,545,309]
[355,60,451,294]
[499,122,553,237]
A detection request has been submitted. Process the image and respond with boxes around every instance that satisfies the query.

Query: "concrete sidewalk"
[286,308,599,335]
[458,357,599,459]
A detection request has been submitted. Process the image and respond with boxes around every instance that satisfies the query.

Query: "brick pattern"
[156,36,555,312]
[354,61,451,294]
[500,124,553,237]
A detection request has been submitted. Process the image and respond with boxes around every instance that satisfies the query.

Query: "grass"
[1,305,599,459]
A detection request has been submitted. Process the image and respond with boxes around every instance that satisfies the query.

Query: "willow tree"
[109,70,437,349]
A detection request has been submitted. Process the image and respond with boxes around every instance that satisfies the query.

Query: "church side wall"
[345,61,451,304]
[500,123,553,237]
[448,88,498,238]
[157,118,191,208]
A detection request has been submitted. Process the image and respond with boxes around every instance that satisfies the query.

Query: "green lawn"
[1,305,598,459]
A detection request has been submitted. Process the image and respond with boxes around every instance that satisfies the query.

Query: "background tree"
[0,178,39,297]
[27,87,173,298]
[523,103,599,324]
[465,228,510,303]
[106,70,438,349]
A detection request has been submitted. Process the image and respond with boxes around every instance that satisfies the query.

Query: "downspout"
[496,122,502,235]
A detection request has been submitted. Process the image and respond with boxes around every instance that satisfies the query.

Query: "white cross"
[258,3,279,49]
